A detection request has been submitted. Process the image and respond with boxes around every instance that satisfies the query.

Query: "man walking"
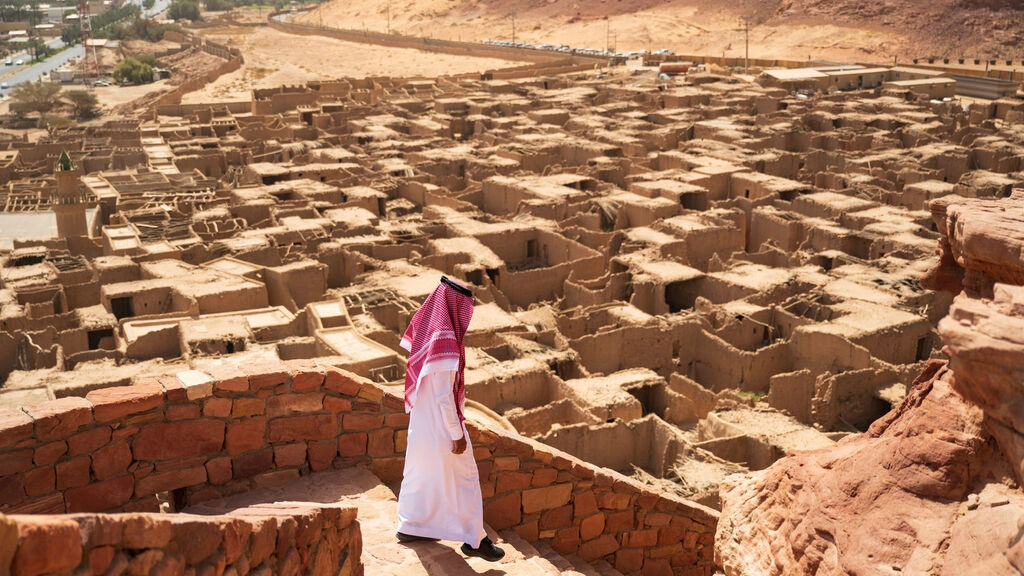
[395,276,505,562]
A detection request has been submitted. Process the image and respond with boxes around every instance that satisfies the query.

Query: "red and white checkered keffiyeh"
[399,279,474,422]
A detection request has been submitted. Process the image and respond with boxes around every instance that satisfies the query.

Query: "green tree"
[204,0,232,10]
[113,57,153,84]
[143,0,155,8]
[9,80,61,118]
[167,0,200,21]
[65,89,99,119]
[135,52,157,67]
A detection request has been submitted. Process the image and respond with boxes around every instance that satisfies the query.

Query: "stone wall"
[1,504,361,576]
[0,360,718,575]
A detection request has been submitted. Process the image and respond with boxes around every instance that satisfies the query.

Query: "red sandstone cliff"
[715,191,1024,575]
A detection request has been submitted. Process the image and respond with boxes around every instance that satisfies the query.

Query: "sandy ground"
[183,25,531,103]
[296,0,1024,64]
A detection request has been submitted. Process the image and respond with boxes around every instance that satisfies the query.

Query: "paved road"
[0,0,170,94]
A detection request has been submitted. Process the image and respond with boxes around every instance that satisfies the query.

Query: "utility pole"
[386,0,390,34]
[511,13,515,44]
[605,18,609,52]
[742,16,749,74]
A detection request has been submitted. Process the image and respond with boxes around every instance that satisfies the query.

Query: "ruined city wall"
[0,504,361,576]
[0,361,718,575]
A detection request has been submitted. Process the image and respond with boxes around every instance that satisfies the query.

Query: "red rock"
[626,528,659,548]
[341,413,382,431]
[615,548,644,574]
[605,510,634,534]
[496,471,532,493]
[274,443,307,467]
[338,433,367,457]
[323,396,352,413]
[307,440,337,471]
[574,489,599,520]
[0,515,16,576]
[323,370,361,396]
[266,393,324,418]
[579,533,619,562]
[551,526,581,555]
[121,514,173,548]
[641,558,672,576]
[367,428,394,457]
[225,417,266,456]
[395,429,408,453]
[66,474,134,512]
[0,449,33,475]
[13,517,82,575]
[532,467,558,487]
[222,519,252,564]
[206,456,232,485]
[599,491,631,510]
[242,360,291,390]
[90,546,115,574]
[483,492,521,530]
[0,407,34,449]
[157,376,187,402]
[92,440,132,480]
[580,513,605,541]
[286,361,326,392]
[23,397,94,441]
[232,398,265,418]
[166,404,201,421]
[207,364,249,392]
[133,420,225,460]
[171,519,223,563]
[539,504,572,530]
[371,457,404,484]
[134,466,207,497]
[202,397,233,418]
[493,456,520,471]
[267,414,338,442]
[232,448,274,478]
[0,474,24,506]
[86,382,164,422]
[248,518,277,566]
[384,412,409,428]
[522,483,572,514]
[68,426,111,456]
[23,467,55,498]
[56,455,90,490]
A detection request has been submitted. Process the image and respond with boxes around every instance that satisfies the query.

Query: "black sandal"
[461,536,505,561]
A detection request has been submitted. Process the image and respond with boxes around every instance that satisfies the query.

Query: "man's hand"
[452,435,467,454]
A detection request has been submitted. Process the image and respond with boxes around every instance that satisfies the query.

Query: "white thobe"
[397,369,487,546]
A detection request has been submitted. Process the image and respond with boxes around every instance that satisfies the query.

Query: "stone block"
[267,414,338,442]
[232,398,266,418]
[167,404,201,421]
[267,394,324,418]
[86,382,164,423]
[342,413,382,431]
[134,420,226,460]
[233,448,274,479]
[579,533,619,562]
[66,474,134,513]
[580,512,605,541]
[135,466,207,497]
[307,440,337,471]
[56,456,90,490]
[23,396,93,441]
[551,526,581,555]
[367,428,394,457]
[24,466,55,498]
[226,418,267,456]
[615,548,644,574]
[483,492,521,530]
[522,483,572,514]
[626,527,659,548]
[171,519,223,564]
[286,361,326,392]
[531,467,558,487]
[0,408,33,451]
[203,397,233,419]
[13,518,82,575]
[496,471,532,493]
[222,519,252,564]
[68,426,111,456]
[89,546,115,575]
[323,397,352,413]
[605,510,634,534]
[599,491,632,511]
[574,489,599,520]
[274,443,307,467]
[323,370,361,396]
[92,440,132,480]
[338,433,367,457]
[493,456,520,471]
[0,449,33,475]
[122,514,173,548]
[242,360,291,390]
[642,557,673,576]
[206,456,233,485]
[383,412,409,428]
[207,364,249,392]
[539,504,572,530]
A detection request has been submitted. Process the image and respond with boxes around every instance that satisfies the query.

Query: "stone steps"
[187,465,621,576]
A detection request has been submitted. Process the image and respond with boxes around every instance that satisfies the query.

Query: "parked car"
[3,60,11,66]
[94,79,111,87]
[0,83,7,89]
[14,59,23,65]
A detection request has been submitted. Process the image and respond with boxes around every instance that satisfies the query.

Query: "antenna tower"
[78,0,101,83]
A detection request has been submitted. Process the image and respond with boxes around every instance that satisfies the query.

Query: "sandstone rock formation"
[715,192,1024,576]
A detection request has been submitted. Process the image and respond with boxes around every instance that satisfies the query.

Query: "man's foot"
[396,531,438,543]
[461,536,505,561]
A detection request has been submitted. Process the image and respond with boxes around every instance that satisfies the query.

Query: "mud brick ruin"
[0,61,1022,575]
